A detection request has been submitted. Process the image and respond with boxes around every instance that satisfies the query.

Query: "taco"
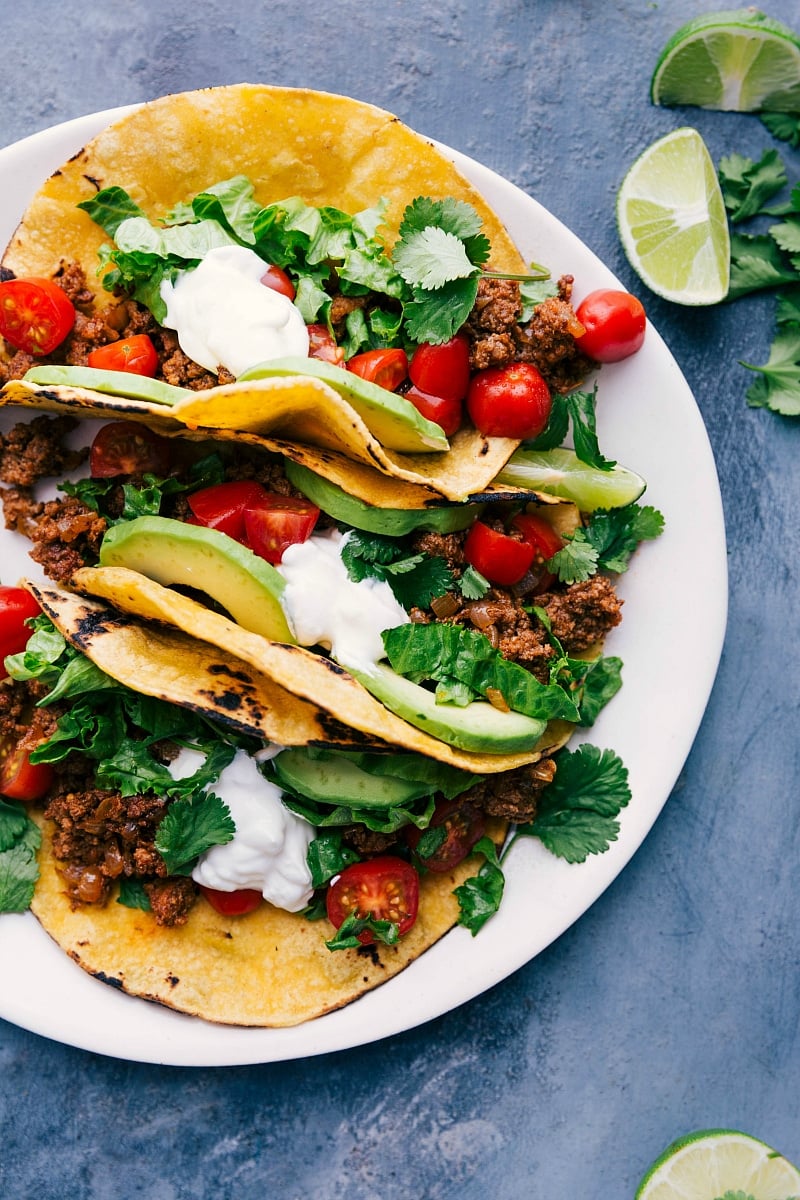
[0,83,593,502]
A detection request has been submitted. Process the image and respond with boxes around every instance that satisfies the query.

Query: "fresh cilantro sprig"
[742,288,800,415]
[528,385,616,472]
[340,529,454,609]
[155,793,235,875]
[61,453,226,524]
[761,112,800,150]
[0,799,42,913]
[719,149,788,224]
[455,744,631,933]
[547,502,665,583]
[325,910,400,951]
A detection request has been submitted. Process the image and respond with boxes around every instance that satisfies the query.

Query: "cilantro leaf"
[116,878,152,911]
[398,196,484,243]
[306,832,360,889]
[325,909,399,952]
[393,228,476,290]
[527,386,614,470]
[155,792,235,875]
[761,111,800,149]
[547,537,599,583]
[718,149,788,223]
[458,564,490,600]
[454,835,505,935]
[520,744,630,863]
[728,232,798,301]
[742,325,800,415]
[549,503,664,582]
[403,275,480,344]
[340,529,454,608]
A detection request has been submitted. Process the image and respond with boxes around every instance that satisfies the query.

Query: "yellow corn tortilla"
[0,84,529,500]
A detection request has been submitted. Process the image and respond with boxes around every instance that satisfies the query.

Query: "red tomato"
[463,520,535,587]
[405,797,486,873]
[512,512,563,592]
[326,856,420,944]
[347,347,408,391]
[87,333,159,377]
[0,586,41,679]
[243,495,320,564]
[307,324,345,366]
[404,385,462,438]
[574,289,646,363]
[90,421,173,478]
[260,264,296,301]
[198,885,263,916]
[467,363,552,440]
[0,743,54,802]
[188,480,270,542]
[0,277,75,355]
[409,335,471,402]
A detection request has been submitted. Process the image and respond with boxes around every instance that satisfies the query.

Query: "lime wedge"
[651,9,800,112]
[616,127,730,305]
[636,1129,800,1200]
[495,448,646,511]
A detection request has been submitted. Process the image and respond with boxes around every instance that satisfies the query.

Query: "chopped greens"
[325,910,400,952]
[547,502,665,583]
[0,799,41,913]
[340,529,454,608]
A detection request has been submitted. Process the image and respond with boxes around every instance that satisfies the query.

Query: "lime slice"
[616,127,730,306]
[651,9,800,112]
[636,1129,800,1200]
[495,447,646,511]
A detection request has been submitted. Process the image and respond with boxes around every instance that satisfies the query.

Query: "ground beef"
[52,261,96,309]
[460,757,557,822]
[1,485,107,583]
[539,575,622,652]
[342,825,398,855]
[144,877,197,927]
[410,528,468,572]
[0,415,86,486]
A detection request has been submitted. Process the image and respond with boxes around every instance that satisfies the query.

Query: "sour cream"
[188,748,315,913]
[278,529,409,672]
[160,245,309,376]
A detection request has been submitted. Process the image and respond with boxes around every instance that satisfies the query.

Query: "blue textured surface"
[2,2,799,1197]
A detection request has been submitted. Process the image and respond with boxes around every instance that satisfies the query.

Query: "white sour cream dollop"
[160,245,309,377]
[185,748,315,913]
[278,529,409,673]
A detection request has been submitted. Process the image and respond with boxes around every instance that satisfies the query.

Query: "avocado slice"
[350,663,547,754]
[237,356,450,454]
[23,365,190,407]
[98,516,295,643]
[271,747,432,809]
[284,460,482,536]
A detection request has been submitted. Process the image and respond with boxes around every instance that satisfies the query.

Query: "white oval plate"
[0,105,727,1066]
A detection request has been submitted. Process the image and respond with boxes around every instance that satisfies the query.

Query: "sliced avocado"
[98,516,295,643]
[272,747,431,809]
[284,460,482,536]
[237,355,449,455]
[350,662,547,754]
[23,365,190,407]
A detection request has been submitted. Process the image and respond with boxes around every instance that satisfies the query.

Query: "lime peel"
[636,1128,800,1200]
[496,447,646,511]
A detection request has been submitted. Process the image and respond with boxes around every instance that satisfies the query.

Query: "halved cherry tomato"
[0,586,41,679]
[347,347,408,391]
[326,856,420,944]
[243,496,320,564]
[404,385,463,438]
[188,480,270,542]
[409,335,471,402]
[198,885,263,916]
[574,289,646,363]
[463,520,535,587]
[260,264,296,301]
[90,420,173,478]
[511,511,563,592]
[0,277,75,355]
[467,363,552,439]
[405,797,486,873]
[0,743,54,802]
[87,333,159,377]
[307,324,345,366]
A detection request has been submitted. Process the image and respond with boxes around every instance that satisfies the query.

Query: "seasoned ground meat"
[540,575,622,652]
[144,876,197,927]
[1,485,107,583]
[343,825,397,855]
[52,261,96,309]
[462,758,557,822]
[0,415,85,486]
[410,528,468,571]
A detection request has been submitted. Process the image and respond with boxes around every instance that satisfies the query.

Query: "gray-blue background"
[2,2,799,1197]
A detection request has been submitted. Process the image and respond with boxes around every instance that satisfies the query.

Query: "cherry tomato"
[198,885,263,916]
[574,289,646,363]
[405,797,486,873]
[326,856,420,944]
[0,743,54,802]
[409,335,471,402]
[404,385,463,438]
[467,363,552,440]
[347,347,408,391]
[463,520,535,587]
[0,586,41,679]
[90,421,173,479]
[188,480,270,542]
[512,512,563,592]
[307,324,345,366]
[260,264,296,301]
[243,495,320,564]
[87,333,159,377]
[0,276,75,355]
